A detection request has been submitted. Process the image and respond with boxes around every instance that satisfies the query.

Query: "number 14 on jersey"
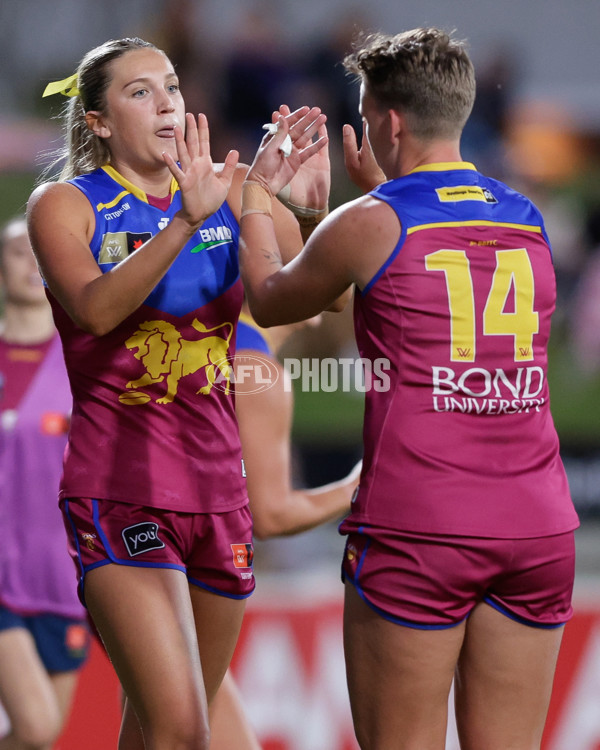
[425,248,539,363]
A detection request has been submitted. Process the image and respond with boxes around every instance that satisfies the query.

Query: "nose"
[156,89,175,113]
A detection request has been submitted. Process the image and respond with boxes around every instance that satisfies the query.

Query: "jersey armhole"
[361,194,405,296]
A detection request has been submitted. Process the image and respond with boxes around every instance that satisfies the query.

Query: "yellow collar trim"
[101,165,178,204]
[409,162,477,174]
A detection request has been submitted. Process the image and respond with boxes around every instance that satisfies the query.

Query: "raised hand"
[275,105,330,212]
[163,113,239,228]
[343,121,387,193]
[246,106,328,207]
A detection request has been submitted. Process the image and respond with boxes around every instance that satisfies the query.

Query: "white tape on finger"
[262,123,292,157]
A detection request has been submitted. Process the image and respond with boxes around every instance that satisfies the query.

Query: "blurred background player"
[208,304,361,750]
[235,303,361,539]
[238,27,578,750]
[0,217,89,750]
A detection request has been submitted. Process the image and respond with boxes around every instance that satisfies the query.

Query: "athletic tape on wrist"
[295,208,329,228]
[241,180,273,218]
[276,184,329,220]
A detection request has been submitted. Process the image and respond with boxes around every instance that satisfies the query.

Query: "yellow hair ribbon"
[42,73,80,98]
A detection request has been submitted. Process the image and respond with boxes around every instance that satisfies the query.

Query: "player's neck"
[1,305,55,344]
[399,138,464,177]
[109,160,174,200]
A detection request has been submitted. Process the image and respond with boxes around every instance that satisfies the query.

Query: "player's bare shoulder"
[315,194,401,290]
[330,193,396,226]
[28,180,91,223]
[27,180,95,253]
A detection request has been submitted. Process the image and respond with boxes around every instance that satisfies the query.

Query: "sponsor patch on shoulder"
[436,186,498,203]
[122,522,165,557]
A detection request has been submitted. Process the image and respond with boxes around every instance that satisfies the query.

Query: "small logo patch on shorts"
[231,543,254,569]
[81,532,97,550]
[122,522,165,557]
[65,624,89,657]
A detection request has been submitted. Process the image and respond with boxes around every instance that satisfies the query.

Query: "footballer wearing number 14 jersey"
[346,162,578,539]
[238,29,579,750]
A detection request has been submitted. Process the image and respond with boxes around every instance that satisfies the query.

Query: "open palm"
[247,106,329,211]
[278,105,330,210]
[164,113,239,227]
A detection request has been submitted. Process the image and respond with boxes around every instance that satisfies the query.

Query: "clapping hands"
[247,105,330,213]
[163,112,240,229]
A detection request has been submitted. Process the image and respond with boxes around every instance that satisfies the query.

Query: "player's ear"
[85,111,111,139]
[388,109,405,143]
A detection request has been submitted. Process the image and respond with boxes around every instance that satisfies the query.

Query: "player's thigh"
[343,581,465,750]
[189,585,247,704]
[185,504,253,703]
[85,564,207,731]
[455,601,564,750]
[49,670,80,729]
[209,670,261,750]
[0,626,60,736]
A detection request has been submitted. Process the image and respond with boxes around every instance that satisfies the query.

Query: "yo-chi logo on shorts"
[122,522,165,557]
[231,543,254,569]
[119,318,234,405]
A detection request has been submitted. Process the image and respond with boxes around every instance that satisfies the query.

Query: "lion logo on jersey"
[121,318,234,404]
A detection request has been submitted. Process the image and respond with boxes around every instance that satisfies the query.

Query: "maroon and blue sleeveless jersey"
[50,166,247,513]
[352,162,578,538]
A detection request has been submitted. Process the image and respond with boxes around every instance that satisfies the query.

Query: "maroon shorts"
[340,522,575,629]
[62,497,255,605]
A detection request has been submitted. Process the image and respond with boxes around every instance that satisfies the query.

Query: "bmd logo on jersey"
[122,522,165,557]
[231,543,254,569]
[190,226,233,254]
[98,232,152,264]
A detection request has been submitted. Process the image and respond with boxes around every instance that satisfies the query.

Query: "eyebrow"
[122,73,178,90]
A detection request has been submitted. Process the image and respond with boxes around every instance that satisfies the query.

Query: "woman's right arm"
[27,181,203,336]
[27,113,238,337]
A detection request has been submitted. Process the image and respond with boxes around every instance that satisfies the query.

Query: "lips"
[156,126,175,138]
